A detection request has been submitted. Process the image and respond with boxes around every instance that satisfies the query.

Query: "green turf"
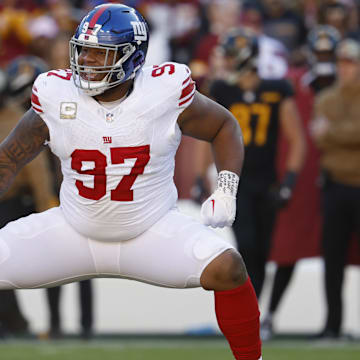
[264,344,360,360]
[0,339,360,360]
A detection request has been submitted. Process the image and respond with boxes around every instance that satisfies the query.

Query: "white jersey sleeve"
[149,62,196,111]
[31,69,73,150]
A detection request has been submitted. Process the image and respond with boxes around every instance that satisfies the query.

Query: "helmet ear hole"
[133,52,144,66]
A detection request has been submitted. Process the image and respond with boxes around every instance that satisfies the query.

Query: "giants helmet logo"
[131,21,147,41]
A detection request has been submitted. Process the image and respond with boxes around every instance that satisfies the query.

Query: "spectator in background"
[261,0,307,64]
[188,0,242,85]
[27,0,79,64]
[311,38,360,339]
[168,1,206,65]
[0,0,33,66]
[318,1,359,38]
[209,28,306,298]
[189,0,289,91]
[27,16,59,66]
[260,25,341,341]
[0,0,80,67]
[240,1,288,79]
[47,0,78,34]
[141,1,172,66]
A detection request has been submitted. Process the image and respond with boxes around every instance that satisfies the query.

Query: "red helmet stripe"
[86,5,111,34]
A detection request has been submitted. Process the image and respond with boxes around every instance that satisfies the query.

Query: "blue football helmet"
[70,3,149,96]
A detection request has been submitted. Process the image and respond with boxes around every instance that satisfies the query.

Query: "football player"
[0,4,261,359]
[210,28,306,298]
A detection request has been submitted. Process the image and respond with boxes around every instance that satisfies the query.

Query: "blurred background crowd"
[1,0,360,344]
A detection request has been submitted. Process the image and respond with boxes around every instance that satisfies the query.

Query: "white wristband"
[217,170,239,197]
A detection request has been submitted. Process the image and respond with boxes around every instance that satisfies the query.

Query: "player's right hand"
[200,189,236,228]
[268,171,297,210]
[268,184,292,210]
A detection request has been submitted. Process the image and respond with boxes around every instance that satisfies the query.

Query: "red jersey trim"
[32,103,43,113]
[31,91,41,108]
[179,91,195,107]
[31,86,43,113]
[182,75,191,86]
[180,81,195,101]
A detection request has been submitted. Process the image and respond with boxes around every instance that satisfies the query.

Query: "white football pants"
[0,207,233,289]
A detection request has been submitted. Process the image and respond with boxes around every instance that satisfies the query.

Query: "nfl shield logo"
[106,113,114,123]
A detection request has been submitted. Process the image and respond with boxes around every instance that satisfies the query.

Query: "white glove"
[200,170,239,228]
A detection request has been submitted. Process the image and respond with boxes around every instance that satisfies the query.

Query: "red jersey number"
[71,145,150,201]
[151,64,175,77]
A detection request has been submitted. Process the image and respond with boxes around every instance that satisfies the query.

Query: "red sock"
[215,277,261,360]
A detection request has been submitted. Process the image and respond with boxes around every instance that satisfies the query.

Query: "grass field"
[1,338,360,360]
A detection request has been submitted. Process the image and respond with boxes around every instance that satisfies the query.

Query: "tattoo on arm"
[0,108,49,197]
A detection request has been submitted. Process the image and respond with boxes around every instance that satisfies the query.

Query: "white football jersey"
[258,35,288,80]
[32,63,196,241]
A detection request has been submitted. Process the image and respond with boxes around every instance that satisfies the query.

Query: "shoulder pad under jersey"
[31,69,73,115]
[141,62,196,111]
